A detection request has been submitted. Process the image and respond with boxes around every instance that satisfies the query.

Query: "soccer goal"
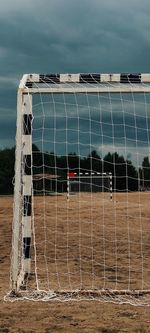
[9,73,150,305]
[67,172,112,200]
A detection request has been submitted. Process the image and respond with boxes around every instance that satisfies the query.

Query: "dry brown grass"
[0,194,150,333]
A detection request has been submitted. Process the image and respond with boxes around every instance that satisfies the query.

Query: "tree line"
[0,145,150,195]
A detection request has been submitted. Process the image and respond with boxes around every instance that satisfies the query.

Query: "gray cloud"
[1,0,150,165]
[1,0,150,75]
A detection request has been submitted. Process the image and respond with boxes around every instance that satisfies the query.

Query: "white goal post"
[9,73,150,305]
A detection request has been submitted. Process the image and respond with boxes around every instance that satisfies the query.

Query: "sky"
[1,0,150,165]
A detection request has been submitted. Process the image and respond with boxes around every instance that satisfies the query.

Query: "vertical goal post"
[9,73,150,305]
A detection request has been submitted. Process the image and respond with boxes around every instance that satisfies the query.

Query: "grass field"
[0,195,150,333]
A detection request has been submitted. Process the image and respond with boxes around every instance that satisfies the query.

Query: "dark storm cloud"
[1,0,150,75]
[31,90,150,168]
[1,0,150,156]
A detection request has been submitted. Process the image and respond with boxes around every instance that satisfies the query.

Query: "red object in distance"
[67,172,76,178]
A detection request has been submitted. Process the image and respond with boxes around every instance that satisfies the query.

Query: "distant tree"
[103,152,114,174]
[0,145,140,195]
[32,144,43,174]
[127,160,138,191]
[0,147,15,194]
[68,153,79,171]
[85,150,102,172]
[103,152,138,191]
[57,155,67,172]
[141,156,150,188]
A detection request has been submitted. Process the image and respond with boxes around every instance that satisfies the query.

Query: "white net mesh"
[9,75,150,305]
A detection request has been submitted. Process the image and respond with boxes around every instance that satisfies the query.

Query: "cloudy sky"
[1,0,150,165]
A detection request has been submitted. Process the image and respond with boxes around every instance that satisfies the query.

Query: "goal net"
[9,73,150,305]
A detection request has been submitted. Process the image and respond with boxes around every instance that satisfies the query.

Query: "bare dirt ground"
[0,195,150,333]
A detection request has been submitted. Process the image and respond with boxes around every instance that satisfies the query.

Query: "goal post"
[9,73,150,305]
[11,90,32,291]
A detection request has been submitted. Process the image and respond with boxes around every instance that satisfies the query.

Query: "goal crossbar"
[20,73,150,94]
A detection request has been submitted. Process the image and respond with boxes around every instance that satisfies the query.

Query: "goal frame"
[67,171,113,200]
[11,72,150,295]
